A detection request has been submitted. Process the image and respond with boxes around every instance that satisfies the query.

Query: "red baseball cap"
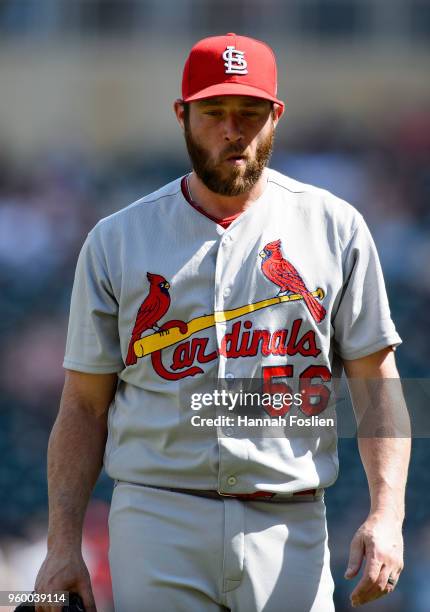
[182,33,284,110]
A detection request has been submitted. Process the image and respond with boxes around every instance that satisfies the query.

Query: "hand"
[344,513,404,607]
[34,548,96,612]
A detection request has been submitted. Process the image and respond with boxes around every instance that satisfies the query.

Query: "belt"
[116,481,324,503]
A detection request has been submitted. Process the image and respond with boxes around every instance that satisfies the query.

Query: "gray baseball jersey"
[63,168,401,494]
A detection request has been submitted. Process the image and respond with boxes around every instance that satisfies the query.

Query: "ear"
[272,102,285,127]
[174,98,186,130]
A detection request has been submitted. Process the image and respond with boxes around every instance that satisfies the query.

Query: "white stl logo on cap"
[222,45,248,75]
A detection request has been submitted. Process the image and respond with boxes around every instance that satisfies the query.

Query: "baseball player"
[34,34,410,611]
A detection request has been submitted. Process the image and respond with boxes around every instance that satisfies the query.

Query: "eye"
[242,111,259,117]
[204,110,223,116]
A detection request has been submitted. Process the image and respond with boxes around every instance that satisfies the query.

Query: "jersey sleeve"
[332,213,402,361]
[63,227,124,373]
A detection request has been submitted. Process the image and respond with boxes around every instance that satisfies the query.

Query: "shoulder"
[86,176,183,244]
[267,168,364,247]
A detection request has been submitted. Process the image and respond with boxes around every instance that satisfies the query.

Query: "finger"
[350,558,383,606]
[392,560,403,579]
[78,585,97,612]
[386,565,402,592]
[345,534,365,579]
[355,563,393,605]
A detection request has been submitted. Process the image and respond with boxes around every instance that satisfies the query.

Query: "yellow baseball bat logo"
[133,288,325,359]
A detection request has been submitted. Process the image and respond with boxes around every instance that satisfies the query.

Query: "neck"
[188,169,268,219]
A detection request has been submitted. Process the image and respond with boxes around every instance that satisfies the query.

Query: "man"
[35,33,410,611]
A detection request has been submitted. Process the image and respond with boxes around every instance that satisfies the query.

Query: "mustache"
[220,145,248,160]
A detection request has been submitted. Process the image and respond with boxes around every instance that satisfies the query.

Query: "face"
[178,96,282,196]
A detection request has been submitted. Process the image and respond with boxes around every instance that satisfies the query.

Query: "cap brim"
[183,82,285,109]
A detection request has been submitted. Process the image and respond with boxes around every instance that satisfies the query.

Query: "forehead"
[194,96,271,109]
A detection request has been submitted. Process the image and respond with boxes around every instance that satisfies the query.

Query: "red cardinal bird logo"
[259,239,326,323]
[126,272,171,366]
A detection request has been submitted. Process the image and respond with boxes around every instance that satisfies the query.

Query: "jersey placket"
[213,227,249,495]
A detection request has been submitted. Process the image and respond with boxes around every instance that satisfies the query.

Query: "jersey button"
[225,427,234,437]
[227,476,237,486]
[223,287,231,298]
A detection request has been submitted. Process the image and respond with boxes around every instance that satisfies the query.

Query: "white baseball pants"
[108,482,335,612]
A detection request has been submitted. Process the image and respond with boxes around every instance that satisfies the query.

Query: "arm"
[35,369,117,612]
[342,347,411,607]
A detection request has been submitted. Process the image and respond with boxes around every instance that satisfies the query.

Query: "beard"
[184,120,275,196]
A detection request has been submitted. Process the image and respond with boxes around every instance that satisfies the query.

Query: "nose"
[223,113,243,142]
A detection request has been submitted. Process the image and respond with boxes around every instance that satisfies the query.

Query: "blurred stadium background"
[0,1,429,610]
